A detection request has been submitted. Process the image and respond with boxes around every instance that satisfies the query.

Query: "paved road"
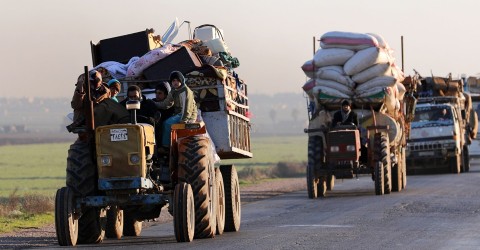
[39,162,480,249]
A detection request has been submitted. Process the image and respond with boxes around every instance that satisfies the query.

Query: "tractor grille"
[327,130,359,161]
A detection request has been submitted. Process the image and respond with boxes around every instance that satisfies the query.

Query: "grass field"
[0,135,308,198]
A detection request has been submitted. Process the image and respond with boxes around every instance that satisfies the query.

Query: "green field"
[0,135,308,198]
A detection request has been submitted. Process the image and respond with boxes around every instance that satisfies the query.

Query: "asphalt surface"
[14,161,480,249]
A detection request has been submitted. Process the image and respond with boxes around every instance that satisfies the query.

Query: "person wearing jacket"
[332,99,358,128]
[155,71,197,148]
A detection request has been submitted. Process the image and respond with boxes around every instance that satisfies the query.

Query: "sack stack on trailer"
[302,31,416,198]
[90,24,251,159]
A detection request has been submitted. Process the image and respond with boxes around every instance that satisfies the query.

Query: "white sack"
[301,60,315,78]
[396,82,406,101]
[344,47,391,76]
[356,76,397,94]
[313,85,351,99]
[352,63,390,84]
[316,66,355,88]
[315,79,354,96]
[320,31,379,51]
[313,48,355,67]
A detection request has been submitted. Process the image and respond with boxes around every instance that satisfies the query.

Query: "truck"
[55,25,251,246]
[302,31,415,198]
[406,75,478,174]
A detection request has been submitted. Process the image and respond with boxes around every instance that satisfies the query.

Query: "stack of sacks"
[301,31,406,110]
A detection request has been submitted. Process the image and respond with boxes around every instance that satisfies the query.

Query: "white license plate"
[418,151,435,156]
[110,128,128,142]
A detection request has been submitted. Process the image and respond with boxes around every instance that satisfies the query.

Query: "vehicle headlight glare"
[330,146,339,152]
[346,145,356,152]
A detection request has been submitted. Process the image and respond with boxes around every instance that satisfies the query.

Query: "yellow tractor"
[55,67,242,245]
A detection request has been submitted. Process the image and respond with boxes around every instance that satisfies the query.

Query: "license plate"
[418,151,434,156]
[110,128,128,142]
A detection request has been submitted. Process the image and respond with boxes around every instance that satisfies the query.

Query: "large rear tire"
[123,210,143,236]
[221,164,241,232]
[174,182,195,242]
[65,141,105,244]
[378,133,391,194]
[55,187,78,246]
[215,168,226,235]
[374,162,384,195]
[178,136,216,238]
[105,206,123,239]
[307,136,323,199]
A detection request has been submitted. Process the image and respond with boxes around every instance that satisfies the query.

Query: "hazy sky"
[1,0,479,98]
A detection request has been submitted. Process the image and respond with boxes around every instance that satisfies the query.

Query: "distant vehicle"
[468,95,480,159]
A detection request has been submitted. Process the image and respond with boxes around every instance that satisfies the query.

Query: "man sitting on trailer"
[332,100,359,128]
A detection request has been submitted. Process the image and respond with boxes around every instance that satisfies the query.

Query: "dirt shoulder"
[0,178,306,249]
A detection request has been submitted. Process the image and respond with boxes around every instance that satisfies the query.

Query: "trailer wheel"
[215,168,226,235]
[391,162,402,192]
[326,175,335,191]
[174,182,195,242]
[123,210,142,236]
[178,136,216,238]
[374,162,384,195]
[221,164,241,232]
[55,187,78,246]
[307,136,323,199]
[105,206,123,239]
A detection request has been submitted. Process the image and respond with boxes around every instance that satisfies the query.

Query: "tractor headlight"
[99,155,112,167]
[129,153,141,165]
[346,145,356,152]
[330,146,339,152]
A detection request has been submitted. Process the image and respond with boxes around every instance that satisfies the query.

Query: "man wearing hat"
[332,99,358,128]
[71,70,111,122]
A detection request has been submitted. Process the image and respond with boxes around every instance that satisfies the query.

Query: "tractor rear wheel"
[123,210,143,236]
[55,187,78,246]
[178,136,216,238]
[221,164,241,232]
[105,206,123,239]
[377,133,391,194]
[374,162,384,195]
[65,141,105,244]
[174,182,195,242]
[215,168,226,235]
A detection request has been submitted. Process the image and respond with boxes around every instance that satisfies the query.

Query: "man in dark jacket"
[332,100,358,127]
[154,71,198,147]
[120,85,157,125]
